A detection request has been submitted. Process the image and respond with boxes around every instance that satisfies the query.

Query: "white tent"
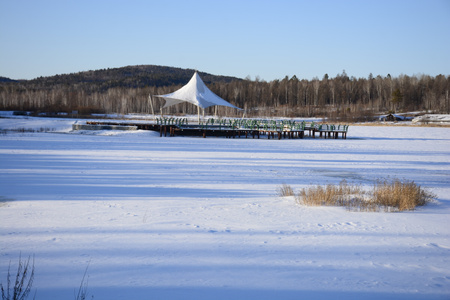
[155,72,242,116]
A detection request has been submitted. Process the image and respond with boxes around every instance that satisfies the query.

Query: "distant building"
[379,114,412,122]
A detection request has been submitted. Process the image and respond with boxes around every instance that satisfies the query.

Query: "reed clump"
[279,179,435,212]
[372,178,434,211]
[277,183,295,197]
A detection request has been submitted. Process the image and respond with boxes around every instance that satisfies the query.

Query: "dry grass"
[355,122,450,128]
[297,180,365,207]
[280,179,435,212]
[0,127,55,134]
[1,255,35,300]
[372,178,434,211]
[276,183,295,197]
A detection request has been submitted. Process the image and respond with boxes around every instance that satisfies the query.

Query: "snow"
[0,115,450,300]
[412,114,450,124]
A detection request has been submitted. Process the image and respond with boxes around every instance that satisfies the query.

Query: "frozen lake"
[1,116,449,299]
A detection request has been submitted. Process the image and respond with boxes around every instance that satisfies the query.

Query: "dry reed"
[281,178,435,212]
[277,183,295,197]
[372,178,434,211]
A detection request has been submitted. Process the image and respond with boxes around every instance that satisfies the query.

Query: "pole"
[197,105,200,124]
[149,94,155,118]
[447,90,449,114]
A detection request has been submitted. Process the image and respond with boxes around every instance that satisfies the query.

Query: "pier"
[79,118,348,139]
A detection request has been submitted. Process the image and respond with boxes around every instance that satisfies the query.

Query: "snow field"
[0,116,449,299]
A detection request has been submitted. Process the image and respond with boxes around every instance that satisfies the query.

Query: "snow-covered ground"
[0,114,449,300]
[412,114,450,124]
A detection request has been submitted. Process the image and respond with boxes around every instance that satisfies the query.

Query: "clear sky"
[1,0,449,81]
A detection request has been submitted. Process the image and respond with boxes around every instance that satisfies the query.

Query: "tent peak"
[155,72,242,111]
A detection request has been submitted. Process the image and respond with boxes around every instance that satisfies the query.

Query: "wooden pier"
[84,119,348,139]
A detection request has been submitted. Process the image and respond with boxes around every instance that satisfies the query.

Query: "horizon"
[1,0,450,81]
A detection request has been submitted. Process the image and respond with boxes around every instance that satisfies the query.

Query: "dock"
[79,118,348,139]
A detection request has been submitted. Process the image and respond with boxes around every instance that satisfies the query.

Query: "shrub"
[277,183,295,197]
[1,256,94,300]
[297,180,366,207]
[288,178,435,212]
[372,178,434,211]
[1,255,35,300]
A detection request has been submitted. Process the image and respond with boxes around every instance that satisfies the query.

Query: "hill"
[0,76,18,83]
[1,66,447,118]
[23,65,241,90]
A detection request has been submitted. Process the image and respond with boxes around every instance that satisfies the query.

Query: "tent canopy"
[155,72,242,110]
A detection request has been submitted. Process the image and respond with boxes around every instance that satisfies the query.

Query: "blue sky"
[1,0,449,81]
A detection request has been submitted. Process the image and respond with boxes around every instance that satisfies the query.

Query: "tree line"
[212,71,450,120]
[0,66,449,121]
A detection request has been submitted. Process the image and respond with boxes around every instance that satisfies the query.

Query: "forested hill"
[23,65,241,89]
[1,65,448,119]
[0,76,18,83]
